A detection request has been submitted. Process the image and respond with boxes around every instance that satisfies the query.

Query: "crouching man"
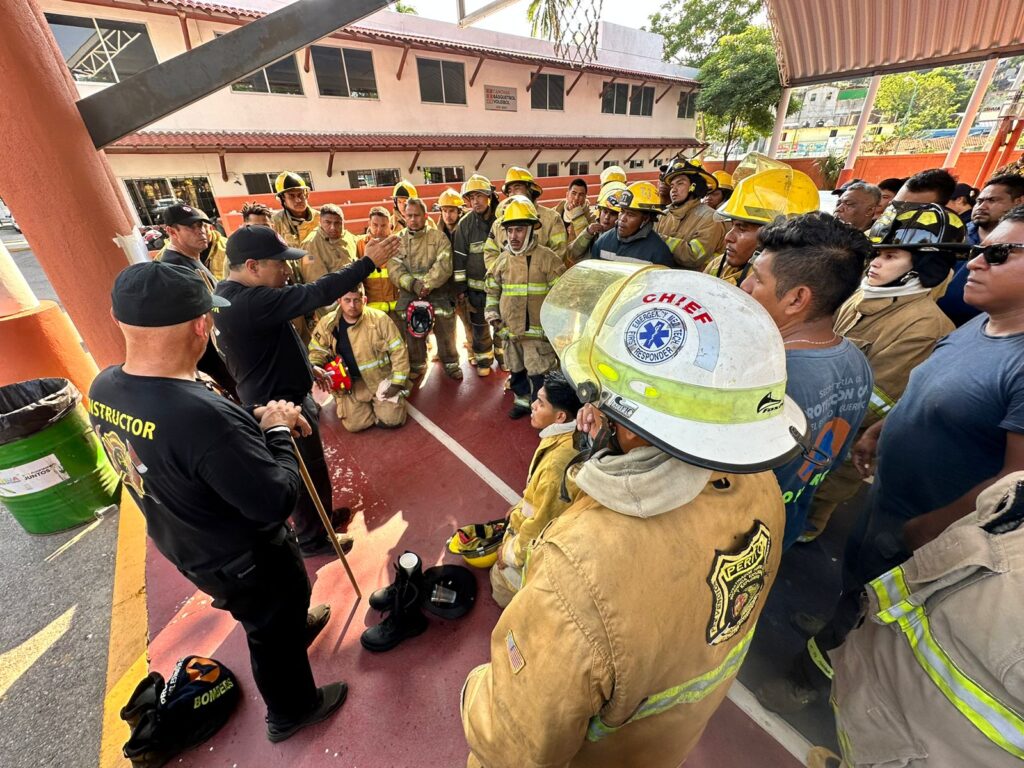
[309,287,409,433]
[490,371,582,607]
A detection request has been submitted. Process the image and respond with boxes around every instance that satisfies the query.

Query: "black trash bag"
[0,378,80,446]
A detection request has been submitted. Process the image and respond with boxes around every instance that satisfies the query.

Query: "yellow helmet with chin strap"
[461,174,493,197]
[661,157,717,192]
[611,181,664,216]
[712,171,734,192]
[392,179,418,199]
[438,188,464,208]
[596,181,627,212]
[500,195,541,229]
[717,168,819,225]
[274,171,310,195]
[600,165,628,186]
[503,166,543,197]
[447,519,508,568]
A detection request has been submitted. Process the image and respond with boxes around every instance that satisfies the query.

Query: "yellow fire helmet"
[274,171,310,195]
[596,181,628,212]
[503,166,543,197]
[540,261,808,471]
[717,168,820,226]
[600,165,628,186]
[729,152,791,185]
[437,188,464,208]
[500,195,541,229]
[461,174,493,197]
[661,157,717,191]
[610,181,664,216]
[392,179,418,199]
[712,171,734,192]
[447,519,508,569]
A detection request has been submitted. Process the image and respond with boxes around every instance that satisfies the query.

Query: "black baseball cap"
[831,178,866,196]
[226,225,306,266]
[112,261,230,327]
[161,203,210,227]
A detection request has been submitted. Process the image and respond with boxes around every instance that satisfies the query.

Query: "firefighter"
[390,179,435,232]
[463,262,806,768]
[359,206,402,330]
[241,201,273,227]
[454,175,501,375]
[484,167,567,268]
[598,164,627,194]
[308,287,409,433]
[389,197,461,380]
[484,196,565,418]
[656,158,726,270]
[588,182,674,266]
[436,187,475,365]
[703,170,734,210]
[270,172,319,247]
[801,203,963,542]
[553,178,595,244]
[298,204,359,322]
[567,181,625,264]
[703,167,819,286]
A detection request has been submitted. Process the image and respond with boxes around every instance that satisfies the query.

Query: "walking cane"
[290,436,362,598]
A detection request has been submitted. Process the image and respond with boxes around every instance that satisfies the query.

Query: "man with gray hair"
[834,181,882,232]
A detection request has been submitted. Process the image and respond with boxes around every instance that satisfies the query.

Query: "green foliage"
[875,68,973,137]
[696,26,783,164]
[527,0,566,41]
[647,0,761,67]
[815,152,847,189]
[392,1,416,12]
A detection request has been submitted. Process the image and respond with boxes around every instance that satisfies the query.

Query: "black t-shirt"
[88,367,301,572]
[333,317,361,381]
[214,258,375,406]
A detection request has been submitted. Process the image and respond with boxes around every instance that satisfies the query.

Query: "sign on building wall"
[484,85,517,112]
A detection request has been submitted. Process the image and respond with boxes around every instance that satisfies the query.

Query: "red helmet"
[406,300,435,338]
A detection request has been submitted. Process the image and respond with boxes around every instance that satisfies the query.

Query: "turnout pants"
[335,379,407,432]
[182,529,317,724]
[291,395,334,550]
[506,338,558,406]
[408,314,459,371]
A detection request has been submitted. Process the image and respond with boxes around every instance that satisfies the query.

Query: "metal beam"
[565,70,585,96]
[469,55,485,87]
[76,0,389,149]
[475,150,489,170]
[408,150,421,174]
[525,65,544,93]
[396,45,411,80]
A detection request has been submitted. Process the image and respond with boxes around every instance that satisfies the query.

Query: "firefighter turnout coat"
[298,228,358,283]
[271,206,320,248]
[358,236,400,314]
[703,254,754,287]
[655,198,725,271]
[485,200,568,269]
[308,305,410,393]
[463,447,785,768]
[830,472,1024,767]
[453,210,496,310]
[484,240,565,341]
[389,227,454,315]
[834,288,954,427]
[553,200,596,244]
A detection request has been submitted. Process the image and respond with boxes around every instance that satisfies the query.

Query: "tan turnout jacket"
[485,200,568,269]
[388,227,454,314]
[655,198,725,270]
[308,305,410,393]
[484,240,564,340]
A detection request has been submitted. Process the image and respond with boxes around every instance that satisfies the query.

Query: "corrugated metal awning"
[765,0,1024,87]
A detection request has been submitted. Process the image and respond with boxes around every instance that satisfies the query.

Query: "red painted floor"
[143,357,805,768]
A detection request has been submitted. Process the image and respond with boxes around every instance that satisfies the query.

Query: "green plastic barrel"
[0,378,119,535]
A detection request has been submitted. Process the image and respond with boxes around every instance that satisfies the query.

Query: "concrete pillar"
[0,0,144,368]
[767,87,793,159]
[836,74,882,188]
[943,57,999,171]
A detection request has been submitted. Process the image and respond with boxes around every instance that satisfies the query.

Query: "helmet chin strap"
[881,268,919,288]
[508,227,533,255]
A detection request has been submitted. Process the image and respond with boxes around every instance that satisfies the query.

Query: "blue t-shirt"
[775,339,873,548]
[873,315,1024,524]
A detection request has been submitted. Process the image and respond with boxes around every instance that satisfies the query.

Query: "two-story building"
[42,0,700,226]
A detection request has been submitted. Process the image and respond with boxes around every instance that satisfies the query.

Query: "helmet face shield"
[870,202,968,252]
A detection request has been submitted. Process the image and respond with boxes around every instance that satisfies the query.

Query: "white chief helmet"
[541,261,807,472]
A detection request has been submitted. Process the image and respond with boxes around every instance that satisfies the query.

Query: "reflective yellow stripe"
[391,372,408,384]
[688,239,707,259]
[661,235,683,251]
[587,629,755,742]
[454,270,467,281]
[500,282,552,297]
[869,386,896,417]
[367,300,397,311]
[807,636,834,680]
[549,231,567,245]
[387,338,403,351]
[470,242,485,254]
[358,358,387,372]
[369,267,390,278]
[467,278,487,291]
[869,567,1024,758]
[309,342,332,356]
[584,347,787,425]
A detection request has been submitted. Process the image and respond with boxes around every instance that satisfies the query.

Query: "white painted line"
[405,403,520,505]
[407,401,814,764]
[727,680,812,766]
[44,516,105,563]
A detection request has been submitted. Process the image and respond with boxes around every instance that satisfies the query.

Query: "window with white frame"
[417,58,467,105]
[603,160,620,169]
[123,175,219,226]
[347,168,401,189]
[629,159,644,169]
[46,13,158,84]
[535,162,559,177]
[568,161,590,176]
[531,74,565,110]
[243,171,313,195]
[677,91,697,119]
[601,82,630,114]
[310,45,378,98]
[422,166,465,184]
[629,85,654,116]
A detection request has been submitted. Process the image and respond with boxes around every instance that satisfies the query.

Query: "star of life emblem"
[623,307,686,364]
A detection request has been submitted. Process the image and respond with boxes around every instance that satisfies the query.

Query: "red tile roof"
[106,130,702,153]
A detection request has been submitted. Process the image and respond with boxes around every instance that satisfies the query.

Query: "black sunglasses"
[969,242,1024,266]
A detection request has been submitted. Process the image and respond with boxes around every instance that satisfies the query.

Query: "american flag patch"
[506,631,526,675]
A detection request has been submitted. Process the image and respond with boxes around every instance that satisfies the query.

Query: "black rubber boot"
[368,551,424,611]
[361,553,428,652]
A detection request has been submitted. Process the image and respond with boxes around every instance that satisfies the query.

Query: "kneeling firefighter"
[462,262,809,768]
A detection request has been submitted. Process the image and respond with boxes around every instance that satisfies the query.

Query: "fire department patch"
[98,429,147,499]
[706,521,772,646]
[506,630,526,675]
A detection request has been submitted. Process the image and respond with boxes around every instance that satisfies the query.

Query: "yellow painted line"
[0,606,76,698]
[98,492,149,768]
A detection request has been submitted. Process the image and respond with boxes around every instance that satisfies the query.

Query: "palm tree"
[527,0,569,41]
